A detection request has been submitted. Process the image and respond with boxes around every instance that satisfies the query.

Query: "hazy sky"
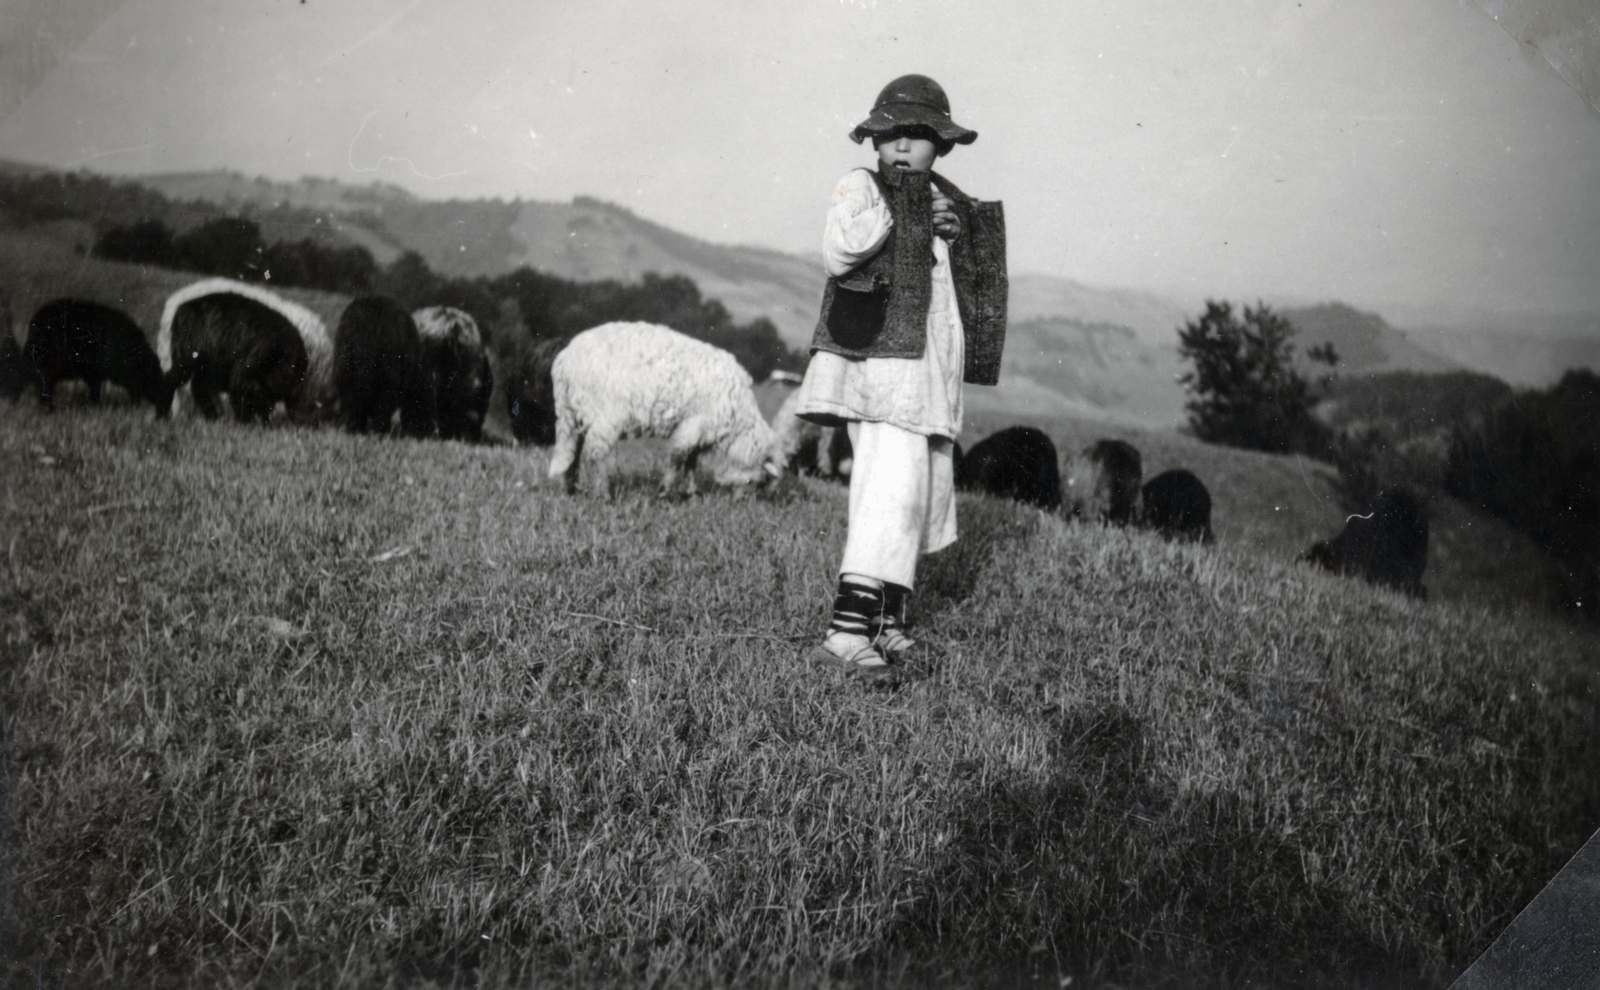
[1,0,1596,324]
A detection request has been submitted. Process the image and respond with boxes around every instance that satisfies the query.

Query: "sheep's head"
[1060,451,1106,521]
[715,424,786,488]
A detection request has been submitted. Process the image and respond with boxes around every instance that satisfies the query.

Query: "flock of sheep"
[772,388,1216,541]
[536,322,1427,599]
[1,277,493,441]
[540,327,1426,599]
[1,278,1425,598]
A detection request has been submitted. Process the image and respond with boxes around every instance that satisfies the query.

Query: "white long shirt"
[794,168,965,440]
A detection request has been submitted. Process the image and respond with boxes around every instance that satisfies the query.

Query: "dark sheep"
[788,423,853,480]
[1063,439,1144,524]
[1141,469,1215,543]
[1303,487,1428,599]
[24,299,165,412]
[163,292,309,423]
[159,279,334,420]
[955,425,1062,510]
[507,336,570,445]
[771,387,853,480]
[334,295,436,437]
[816,425,855,480]
[413,306,493,442]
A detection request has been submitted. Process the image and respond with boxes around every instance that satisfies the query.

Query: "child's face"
[874,131,939,173]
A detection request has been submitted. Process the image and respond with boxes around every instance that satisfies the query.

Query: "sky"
[0,0,1596,327]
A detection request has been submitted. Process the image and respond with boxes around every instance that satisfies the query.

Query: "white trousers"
[838,420,958,589]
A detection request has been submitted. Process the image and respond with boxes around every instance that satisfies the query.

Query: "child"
[794,73,1008,677]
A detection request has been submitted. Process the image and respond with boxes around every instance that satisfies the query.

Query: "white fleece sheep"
[412,305,483,350]
[770,387,852,480]
[158,278,335,417]
[547,321,783,496]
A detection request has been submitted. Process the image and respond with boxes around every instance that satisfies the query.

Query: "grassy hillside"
[959,403,1565,621]
[0,225,352,347]
[3,398,1597,989]
[1,225,1564,625]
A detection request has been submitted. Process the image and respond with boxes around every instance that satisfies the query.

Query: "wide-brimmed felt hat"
[849,74,977,146]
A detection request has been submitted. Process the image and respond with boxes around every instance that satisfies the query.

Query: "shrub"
[261,238,379,295]
[1317,371,1515,508]
[171,216,267,280]
[1446,370,1600,619]
[93,218,177,267]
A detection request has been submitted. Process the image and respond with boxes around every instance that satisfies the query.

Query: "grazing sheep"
[547,321,783,496]
[160,278,334,418]
[771,387,853,480]
[413,306,493,442]
[24,299,165,412]
[334,295,437,437]
[507,336,569,446]
[1303,487,1427,598]
[1063,439,1143,524]
[955,425,1062,510]
[162,293,309,423]
[1141,469,1215,543]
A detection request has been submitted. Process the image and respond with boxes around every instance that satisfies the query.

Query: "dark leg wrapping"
[828,576,886,640]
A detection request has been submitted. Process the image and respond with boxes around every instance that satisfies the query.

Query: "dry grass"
[2,398,1597,989]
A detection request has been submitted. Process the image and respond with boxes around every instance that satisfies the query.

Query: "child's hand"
[931,187,961,240]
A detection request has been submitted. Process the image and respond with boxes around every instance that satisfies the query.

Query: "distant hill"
[1406,324,1600,387]
[1279,302,1460,376]
[1009,273,1196,347]
[998,315,1188,427]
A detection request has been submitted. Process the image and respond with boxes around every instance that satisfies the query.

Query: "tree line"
[1177,298,1599,622]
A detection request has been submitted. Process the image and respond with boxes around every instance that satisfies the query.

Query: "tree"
[93,218,176,266]
[1176,300,1334,456]
[173,217,266,281]
[371,251,447,311]
[261,239,378,295]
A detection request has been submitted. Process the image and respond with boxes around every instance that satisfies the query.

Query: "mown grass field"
[3,394,1599,989]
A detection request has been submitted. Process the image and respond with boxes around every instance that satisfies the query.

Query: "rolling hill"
[1278,302,1461,375]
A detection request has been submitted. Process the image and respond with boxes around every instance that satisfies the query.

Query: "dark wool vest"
[809,166,1008,386]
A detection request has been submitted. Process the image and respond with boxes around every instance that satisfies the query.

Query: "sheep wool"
[412,306,494,442]
[547,321,782,495]
[159,278,335,415]
[412,306,483,350]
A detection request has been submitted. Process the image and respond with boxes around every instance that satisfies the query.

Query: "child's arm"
[822,170,892,277]
[931,186,961,241]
